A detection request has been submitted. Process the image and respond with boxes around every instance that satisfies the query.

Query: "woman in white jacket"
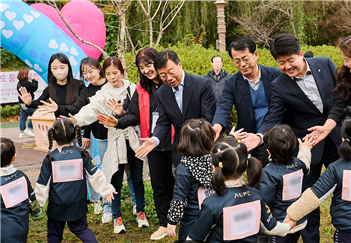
[66,57,149,234]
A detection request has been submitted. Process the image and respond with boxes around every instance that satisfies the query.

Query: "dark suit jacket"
[153,72,216,166]
[258,57,341,165]
[213,64,281,133]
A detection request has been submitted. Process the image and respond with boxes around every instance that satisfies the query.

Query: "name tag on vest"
[197,186,215,209]
[52,159,83,183]
[342,170,351,201]
[223,200,260,241]
[282,169,303,201]
[0,176,28,208]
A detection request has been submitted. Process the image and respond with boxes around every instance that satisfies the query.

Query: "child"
[1,138,41,243]
[16,68,38,138]
[260,124,313,243]
[188,136,295,242]
[286,107,351,243]
[167,119,215,243]
[34,119,116,242]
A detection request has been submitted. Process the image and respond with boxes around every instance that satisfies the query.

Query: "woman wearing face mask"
[64,57,149,234]
[97,48,174,240]
[39,56,138,224]
[38,57,109,216]
[18,53,84,117]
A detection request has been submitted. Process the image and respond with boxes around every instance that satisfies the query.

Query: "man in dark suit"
[244,34,341,243]
[135,50,216,166]
[212,37,281,167]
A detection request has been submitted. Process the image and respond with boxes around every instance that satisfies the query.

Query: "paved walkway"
[0,122,149,185]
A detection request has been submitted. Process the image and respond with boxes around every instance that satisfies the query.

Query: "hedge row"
[124,43,344,84]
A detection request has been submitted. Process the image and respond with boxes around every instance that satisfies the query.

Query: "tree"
[229,1,284,48]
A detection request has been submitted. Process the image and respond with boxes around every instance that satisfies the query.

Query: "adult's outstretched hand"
[135,138,156,158]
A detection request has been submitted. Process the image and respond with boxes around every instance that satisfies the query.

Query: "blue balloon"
[1,0,87,83]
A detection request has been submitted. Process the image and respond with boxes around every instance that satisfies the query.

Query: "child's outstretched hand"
[298,136,313,149]
[105,191,118,203]
[229,127,247,140]
[167,223,177,238]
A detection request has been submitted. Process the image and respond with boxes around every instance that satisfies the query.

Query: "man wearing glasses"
[212,37,280,167]
[244,34,341,243]
[135,49,216,167]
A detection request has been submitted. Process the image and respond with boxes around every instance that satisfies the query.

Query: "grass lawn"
[28,180,335,243]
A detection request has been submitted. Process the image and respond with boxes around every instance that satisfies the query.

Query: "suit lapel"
[163,85,182,121]
[307,58,327,110]
[182,72,194,120]
[260,65,272,104]
[237,74,255,124]
[281,74,321,113]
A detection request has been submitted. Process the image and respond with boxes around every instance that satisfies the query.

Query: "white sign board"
[0,71,48,104]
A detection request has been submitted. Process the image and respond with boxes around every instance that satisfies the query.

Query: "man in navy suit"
[245,34,341,243]
[135,50,216,166]
[212,37,281,167]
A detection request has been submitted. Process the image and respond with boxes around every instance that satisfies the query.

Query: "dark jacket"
[189,187,279,243]
[17,79,38,103]
[258,57,341,165]
[213,64,281,133]
[1,169,40,243]
[55,81,108,140]
[311,158,351,232]
[260,157,308,225]
[28,79,84,111]
[36,146,98,221]
[117,82,172,151]
[204,69,230,106]
[153,72,216,166]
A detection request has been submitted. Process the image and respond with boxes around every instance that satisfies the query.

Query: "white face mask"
[52,68,68,81]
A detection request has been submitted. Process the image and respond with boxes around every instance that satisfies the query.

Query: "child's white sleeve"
[87,168,115,198]
[34,178,51,207]
[297,145,311,169]
[260,221,290,237]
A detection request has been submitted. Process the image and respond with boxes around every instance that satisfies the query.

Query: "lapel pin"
[318,69,321,72]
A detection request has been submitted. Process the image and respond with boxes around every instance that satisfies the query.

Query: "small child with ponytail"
[34,118,116,242]
[259,124,313,243]
[167,119,215,243]
[286,106,351,243]
[188,136,295,242]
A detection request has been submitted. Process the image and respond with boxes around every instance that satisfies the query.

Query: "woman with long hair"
[97,47,174,240]
[66,56,149,234]
[16,68,38,138]
[18,53,84,116]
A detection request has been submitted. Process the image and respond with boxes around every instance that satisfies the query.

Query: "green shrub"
[125,43,343,84]
[1,48,27,70]
[0,105,20,119]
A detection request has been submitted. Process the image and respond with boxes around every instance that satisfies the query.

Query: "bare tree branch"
[155,1,185,48]
[46,0,108,58]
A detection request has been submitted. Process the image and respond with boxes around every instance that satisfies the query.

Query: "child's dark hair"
[339,106,351,160]
[46,119,88,162]
[263,124,296,164]
[177,119,215,157]
[1,138,16,167]
[211,137,262,195]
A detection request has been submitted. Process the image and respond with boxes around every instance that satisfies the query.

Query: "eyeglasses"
[233,53,255,65]
[159,66,178,80]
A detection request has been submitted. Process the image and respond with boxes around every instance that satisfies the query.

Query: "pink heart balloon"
[31,0,106,60]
